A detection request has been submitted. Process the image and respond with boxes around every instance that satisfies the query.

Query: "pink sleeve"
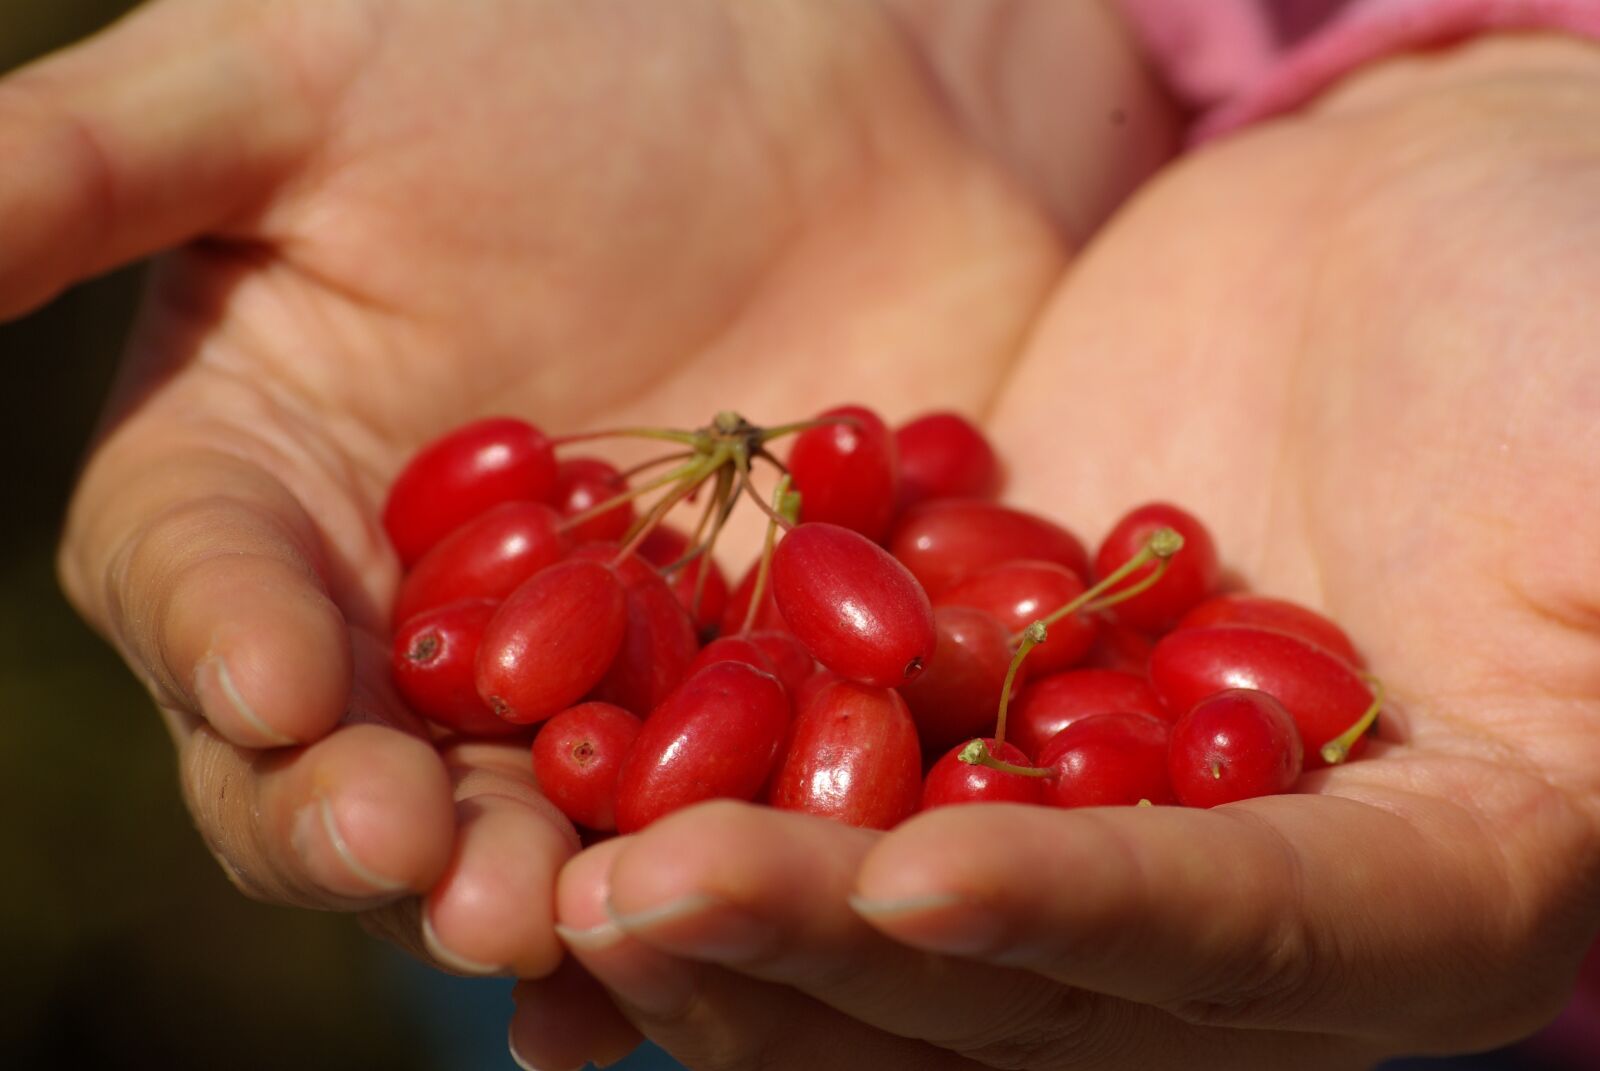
[1118,0,1600,140]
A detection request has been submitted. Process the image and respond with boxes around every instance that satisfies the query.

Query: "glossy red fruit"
[1150,626,1372,769]
[936,559,1096,677]
[769,681,921,829]
[1038,712,1175,808]
[771,523,936,688]
[787,404,898,543]
[531,702,641,831]
[1177,593,1362,667]
[686,635,778,679]
[890,499,1090,598]
[393,501,568,625]
[637,525,728,636]
[554,457,634,544]
[613,661,791,833]
[720,557,788,636]
[570,548,698,716]
[1168,689,1303,807]
[1093,502,1220,633]
[1081,620,1155,675]
[1010,668,1171,761]
[921,738,1045,809]
[746,630,815,694]
[893,411,1001,510]
[793,666,841,710]
[392,599,525,737]
[475,559,628,724]
[898,606,1013,754]
[384,417,559,566]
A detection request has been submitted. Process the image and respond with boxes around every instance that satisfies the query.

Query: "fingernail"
[196,654,296,746]
[422,908,503,976]
[848,892,1003,955]
[557,918,698,1018]
[292,796,408,896]
[606,893,776,962]
[507,1022,574,1071]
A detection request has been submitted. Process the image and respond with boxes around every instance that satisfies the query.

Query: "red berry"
[935,559,1096,677]
[1176,593,1362,667]
[576,549,699,716]
[720,557,788,636]
[890,499,1090,598]
[921,738,1045,809]
[787,404,898,543]
[768,681,921,829]
[1037,712,1175,808]
[554,457,634,544]
[1149,626,1374,769]
[898,606,1014,754]
[393,501,568,625]
[686,635,779,679]
[771,523,936,688]
[532,702,641,831]
[746,630,815,695]
[637,525,728,636]
[1009,668,1171,761]
[893,411,1001,509]
[384,417,558,566]
[475,559,628,724]
[793,666,842,710]
[1168,689,1303,807]
[1093,502,1219,633]
[613,661,791,833]
[392,599,525,737]
[1081,620,1156,675]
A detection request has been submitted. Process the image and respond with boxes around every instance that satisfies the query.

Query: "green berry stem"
[1320,672,1387,765]
[739,473,795,635]
[956,739,1051,778]
[1008,527,1185,644]
[994,620,1047,747]
[560,456,714,533]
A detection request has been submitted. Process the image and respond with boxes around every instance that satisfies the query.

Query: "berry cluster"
[386,407,1381,835]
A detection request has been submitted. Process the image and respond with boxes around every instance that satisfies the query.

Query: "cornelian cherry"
[613,661,791,833]
[475,559,628,724]
[1038,712,1175,808]
[1093,502,1219,632]
[532,702,641,831]
[768,681,921,829]
[890,499,1090,598]
[1177,593,1362,667]
[936,559,1097,677]
[787,404,898,543]
[921,738,1045,809]
[1168,689,1303,807]
[391,599,524,737]
[554,456,634,544]
[1009,668,1170,761]
[392,501,567,625]
[384,417,558,566]
[771,523,935,688]
[898,605,1013,754]
[637,525,728,636]
[893,411,1000,510]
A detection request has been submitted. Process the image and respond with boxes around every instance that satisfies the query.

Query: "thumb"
[0,0,347,318]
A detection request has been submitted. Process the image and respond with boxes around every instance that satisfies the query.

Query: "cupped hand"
[13,0,1170,1033]
[542,34,1600,1071]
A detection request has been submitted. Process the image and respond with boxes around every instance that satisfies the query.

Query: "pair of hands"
[14,1,1600,1067]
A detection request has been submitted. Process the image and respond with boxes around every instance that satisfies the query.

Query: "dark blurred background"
[0,3,510,1068]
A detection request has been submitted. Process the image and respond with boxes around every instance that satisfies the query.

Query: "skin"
[6,1,1599,1069]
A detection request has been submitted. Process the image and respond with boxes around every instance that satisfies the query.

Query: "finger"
[0,0,337,316]
[595,802,1362,1071]
[180,719,454,911]
[852,783,1587,1049]
[411,740,580,978]
[61,447,353,748]
[557,835,981,1071]
[508,958,643,1071]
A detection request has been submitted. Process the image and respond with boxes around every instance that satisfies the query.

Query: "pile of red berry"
[386,407,1381,836]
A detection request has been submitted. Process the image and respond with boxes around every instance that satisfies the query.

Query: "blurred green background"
[0,3,495,1068]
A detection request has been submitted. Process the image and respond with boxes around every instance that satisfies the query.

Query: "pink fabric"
[1119,0,1600,139]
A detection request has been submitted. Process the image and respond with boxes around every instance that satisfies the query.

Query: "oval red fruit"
[898,605,1013,754]
[1010,668,1170,762]
[475,559,628,724]
[1093,502,1220,633]
[890,499,1089,598]
[392,599,525,737]
[1149,626,1373,768]
[769,681,921,829]
[393,501,567,625]
[384,417,558,566]
[1038,712,1175,808]
[772,523,936,688]
[787,404,898,543]
[936,559,1096,677]
[893,411,1001,509]
[1168,689,1303,807]
[532,702,642,831]
[554,457,634,544]
[1176,593,1362,667]
[921,738,1045,809]
[613,661,791,833]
